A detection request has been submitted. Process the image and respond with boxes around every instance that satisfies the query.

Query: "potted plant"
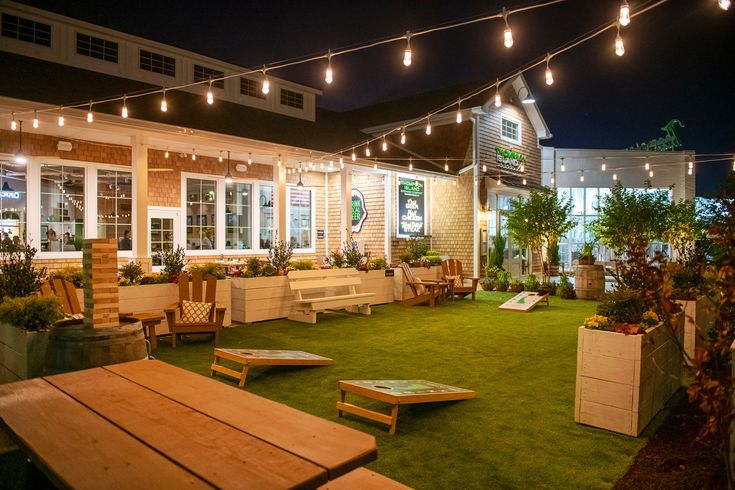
[509,279,524,293]
[538,280,557,296]
[268,233,294,275]
[156,245,188,283]
[482,265,502,291]
[523,273,540,292]
[547,239,561,276]
[494,271,510,292]
[578,242,596,265]
[489,234,506,271]
[558,274,576,299]
[342,238,365,269]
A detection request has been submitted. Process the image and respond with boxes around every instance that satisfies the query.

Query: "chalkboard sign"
[397,177,425,237]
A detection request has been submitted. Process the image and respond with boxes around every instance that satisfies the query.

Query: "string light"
[339,157,344,169]
[688,160,694,169]
[351,147,356,161]
[32,110,39,128]
[165,149,169,158]
[325,50,334,84]
[644,158,650,170]
[687,167,693,176]
[520,163,525,172]
[613,172,618,181]
[455,100,462,123]
[121,95,129,118]
[400,127,406,144]
[10,113,16,131]
[261,68,270,95]
[87,102,94,123]
[425,115,432,135]
[497,177,502,186]
[277,154,282,167]
[382,136,388,152]
[482,164,487,172]
[206,80,214,104]
[373,162,378,170]
[522,178,527,185]
[409,158,413,171]
[160,89,168,112]
[550,174,555,185]
[502,8,513,48]
[444,158,449,172]
[720,0,731,10]
[615,24,625,56]
[219,151,223,163]
[580,171,585,182]
[619,2,631,26]
[248,152,252,165]
[649,169,654,178]
[403,32,412,67]
[494,80,502,107]
[58,106,65,126]
[560,157,565,172]
[545,54,554,86]
[365,144,371,157]
[601,157,606,172]
[191,150,197,161]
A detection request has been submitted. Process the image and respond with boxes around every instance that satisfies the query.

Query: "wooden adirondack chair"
[164,271,226,348]
[40,279,83,318]
[441,259,480,300]
[398,262,447,307]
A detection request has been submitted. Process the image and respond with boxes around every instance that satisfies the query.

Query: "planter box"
[574,316,683,436]
[356,270,394,305]
[676,297,716,365]
[231,276,292,323]
[75,281,233,332]
[0,324,49,383]
[393,266,442,301]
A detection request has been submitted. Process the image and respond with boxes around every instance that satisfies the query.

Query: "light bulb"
[425,118,432,135]
[339,157,344,168]
[545,66,554,86]
[720,0,731,10]
[688,168,693,175]
[365,145,371,157]
[165,150,169,159]
[409,160,413,171]
[649,170,654,178]
[482,164,487,172]
[219,151,223,163]
[619,2,631,26]
[613,173,618,180]
[615,30,625,57]
[445,160,449,172]
[206,81,214,105]
[373,163,378,170]
[523,178,527,185]
[645,161,650,170]
[550,175,555,185]
[497,178,501,186]
[161,91,168,112]
[58,107,65,127]
[456,103,463,123]
[400,129,406,144]
[403,32,412,66]
[10,116,16,131]
[688,160,693,169]
[601,159,607,171]
[504,27,513,48]
[520,164,525,172]
[580,173,585,182]
[277,155,282,167]
[382,138,387,152]
[121,97,129,118]
[225,172,233,184]
[453,180,457,186]
[248,152,252,165]
[494,80,502,107]
[351,148,356,161]
[262,69,270,94]
[192,150,196,161]
[560,159,565,172]
[32,111,39,128]
[325,51,333,84]
[87,103,94,123]
[329,160,333,168]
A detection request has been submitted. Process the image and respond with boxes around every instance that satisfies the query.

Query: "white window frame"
[395,174,427,239]
[223,179,254,252]
[500,115,522,145]
[285,185,316,253]
[28,158,135,260]
[148,206,180,273]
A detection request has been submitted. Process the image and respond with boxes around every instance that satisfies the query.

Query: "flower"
[641,310,660,327]
[584,314,612,330]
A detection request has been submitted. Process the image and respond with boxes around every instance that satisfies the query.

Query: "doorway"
[148,207,179,271]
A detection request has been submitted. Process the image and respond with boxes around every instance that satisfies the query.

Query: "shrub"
[596,288,650,324]
[188,263,226,279]
[328,249,345,268]
[421,255,443,266]
[524,273,540,292]
[156,246,187,279]
[0,243,46,300]
[119,261,144,285]
[404,237,430,262]
[0,296,64,331]
[268,233,293,273]
[539,280,557,296]
[289,259,316,271]
[425,249,441,257]
[489,234,506,270]
[367,257,388,270]
[485,265,503,280]
[342,239,364,269]
[509,279,524,293]
[262,263,278,277]
[140,273,169,285]
[558,274,576,299]
[245,257,263,277]
[48,266,83,289]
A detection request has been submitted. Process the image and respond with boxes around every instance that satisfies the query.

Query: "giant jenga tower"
[82,238,120,329]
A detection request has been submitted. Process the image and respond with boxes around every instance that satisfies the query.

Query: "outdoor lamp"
[14,120,27,164]
[518,86,535,104]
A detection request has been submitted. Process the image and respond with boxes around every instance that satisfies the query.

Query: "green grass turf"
[154,292,670,489]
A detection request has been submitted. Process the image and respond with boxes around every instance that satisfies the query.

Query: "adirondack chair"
[398,262,447,307]
[164,271,226,348]
[40,278,83,318]
[441,259,480,300]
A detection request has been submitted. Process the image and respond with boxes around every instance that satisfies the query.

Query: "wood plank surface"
[106,360,377,478]
[0,378,211,489]
[45,368,325,489]
[318,467,413,489]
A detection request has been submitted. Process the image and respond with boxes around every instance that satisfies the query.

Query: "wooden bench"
[288,269,375,324]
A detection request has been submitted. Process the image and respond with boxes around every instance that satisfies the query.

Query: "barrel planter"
[574,264,605,300]
[574,314,683,436]
[45,319,147,374]
[0,324,49,383]
[676,296,717,365]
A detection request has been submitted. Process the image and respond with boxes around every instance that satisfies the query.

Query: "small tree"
[506,188,574,279]
[663,198,707,259]
[268,232,293,273]
[0,242,46,300]
[488,233,506,270]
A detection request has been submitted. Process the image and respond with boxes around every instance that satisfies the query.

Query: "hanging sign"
[495,147,526,172]
[351,189,367,233]
[397,177,425,237]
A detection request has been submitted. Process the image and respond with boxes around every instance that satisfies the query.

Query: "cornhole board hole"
[498,291,549,312]
[211,348,333,387]
[337,380,475,435]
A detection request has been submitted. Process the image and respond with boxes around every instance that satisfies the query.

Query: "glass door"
[149,208,179,271]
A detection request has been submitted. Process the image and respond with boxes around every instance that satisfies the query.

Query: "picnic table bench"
[288,269,375,324]
[0,359,377,488]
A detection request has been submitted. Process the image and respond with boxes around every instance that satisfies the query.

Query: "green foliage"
[421,255,443,266]
[156,245,188,278]
[328,248,345,268]
[596,288,650,324]
[0,296,63,331]
[404,237,430,262]
[523,273,540,292]
[509,279,524,292]
[489,234,506,270]
[341,239,364,268]
[188,263,226,280]
[245,257,264,277]
[540,281,557,296]
[262,263,278,277]
[591,182,670,256]
[139,273,169,285]
[0,243,46,300]
[547,239,560,266]
[425,249,441,257]
[268,233,294,272]
[119,261,144,285]
[367,257,388,270]
[49,266,84,288]
[558,274,576,299]
[288,259,316,271]
[506,188,574,278]
[484,265,503,280]
[663,199,707,258]
[493,270,510,291]
[579,241,596,264]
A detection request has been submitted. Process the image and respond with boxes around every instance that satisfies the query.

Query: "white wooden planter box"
[75,281,232,332]
[0,324,49,383]
[356,270,395,305]
[574,316,683,436]
[676,297,716,365]
[393,266,442,301]
[231,276,292,323]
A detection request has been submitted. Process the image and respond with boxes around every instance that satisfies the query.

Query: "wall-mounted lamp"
[518,86,536,105]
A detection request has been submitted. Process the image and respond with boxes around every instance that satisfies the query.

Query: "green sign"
[495,147,526,172]
[351,189,367,232]
[629,119,684,152]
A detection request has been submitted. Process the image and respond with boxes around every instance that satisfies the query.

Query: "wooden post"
[83,239,120,329]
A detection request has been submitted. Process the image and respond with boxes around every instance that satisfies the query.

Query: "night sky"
[13,0,735,196]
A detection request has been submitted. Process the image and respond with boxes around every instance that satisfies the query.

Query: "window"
[185,178,216,250]
[97,170,132,251]
[225,182,252,250]
[280,89,303,109]
[76,33,118,63]
[500,116,521,144]
[150,217,174,266]
[287,187,313,250]
[139,49,176,77]
[240,77,266,99]
[194,64,224,89]
[0,160,28,247]
[1,13,51,46]
[258,184,274,249]
[40,165,84,253]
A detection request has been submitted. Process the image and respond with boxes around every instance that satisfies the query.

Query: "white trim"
[285,185,316,254]
[148,206,180,272]
[500,115,522,145]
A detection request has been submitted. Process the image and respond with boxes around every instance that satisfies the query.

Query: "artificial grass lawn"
[155,292,666,489]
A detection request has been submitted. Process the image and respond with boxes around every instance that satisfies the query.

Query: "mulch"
[613,393,728,490]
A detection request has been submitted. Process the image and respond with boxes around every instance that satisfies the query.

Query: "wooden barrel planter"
[45,318,147,374]
[575,264,605,300]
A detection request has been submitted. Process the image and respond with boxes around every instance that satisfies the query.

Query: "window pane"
[225,182,251,249]
[289,187,312,249]
[97,169,133,251]
[186,178,217,250]
[0,160,28,249]
[259,184,274,249]
[40,164,84,252]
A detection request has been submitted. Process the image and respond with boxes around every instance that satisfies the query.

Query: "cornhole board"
[498,291,549,312]
[211,348,333,387]
[337,380,475,435]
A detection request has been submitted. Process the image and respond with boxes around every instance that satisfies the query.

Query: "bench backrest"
[40,278,83,315]
[287,269,363,298]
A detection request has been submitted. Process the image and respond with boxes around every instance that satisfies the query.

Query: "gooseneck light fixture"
[297,162,304,187]
[518,86,535,104]
[225,151,233,184]
[14,120,27,164]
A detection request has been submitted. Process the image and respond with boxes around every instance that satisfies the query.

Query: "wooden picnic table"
[0,359,377,489]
